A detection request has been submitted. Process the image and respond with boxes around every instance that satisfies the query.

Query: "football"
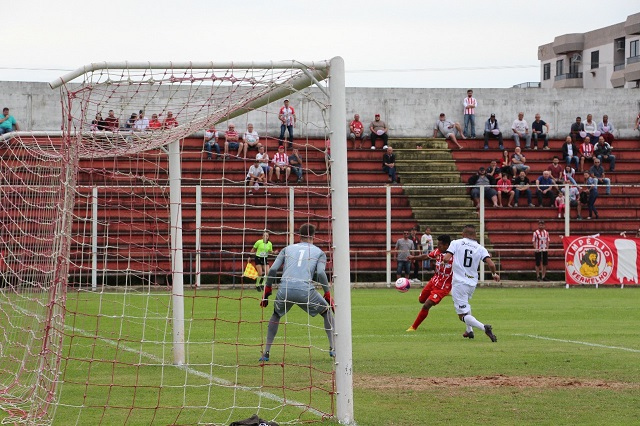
[395,277,411,292]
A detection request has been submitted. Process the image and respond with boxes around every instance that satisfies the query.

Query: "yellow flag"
[243,262,259,280]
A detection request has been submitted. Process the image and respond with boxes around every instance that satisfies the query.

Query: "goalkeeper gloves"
[260,286,272,308]
[323,291,335,312]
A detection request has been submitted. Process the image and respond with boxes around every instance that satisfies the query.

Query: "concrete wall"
[2,82,640,139]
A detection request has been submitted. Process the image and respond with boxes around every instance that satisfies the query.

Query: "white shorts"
[451,283,476,314]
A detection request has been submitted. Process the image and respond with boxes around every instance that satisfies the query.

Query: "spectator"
[570,116,584,142]
[382,146,397,184]
[532,220,550,281]
[511,112,531,149]
[246,158,266,195]
[562,164,579,187]
[580,136,596,172]
[555,191,565,219]
[204,128,220,160]
[468,167,499,208]
[420,226,434,270]
[498,149,512,176]
[369,113,389,150]
[561,184,583,220]
[582,114,600,140]
[511,146,530,176]
[589,158,611,195]
[483,113,503,150]
[531,113,550,150]
[256,145,270,175]
[395,230,415,282]
[535,170,557,207]
[224,123,244,159]
[148,113,162,129]
[349,114,365,148]
[288,148,304,183]
[635,112,640,135]
[163,111,178,128]
[434,113,464,149]
[486,159,500,180]
[271,145,291,183]
[463,89,477,138]
[242,123,261,158]
[594,136,615,171]
[133,110,149,131]
[90,113,107,131]
[104,110,119,131]
[0,107,20,134]
[547,156,564,184]
[513,170,534,207]
[125,112,137,129]
[409,227,421,284]
[496,172,515,207]
[583,171,599,219]
[598,115,615,144]
[278,99,296,148]
[562,136,580,171]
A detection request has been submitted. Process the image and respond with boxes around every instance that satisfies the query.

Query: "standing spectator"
[511,146,530,176]
[250,231,276,291]
[463,89,477,138]
[434,113,464,149]
[598,115,615,144]
[256,145,270,175]
[163,111,178,128]
[242,123,261,158]
[594,136,615,171]
[562,184,583,220]
[547,156,564,184]
[570,116,584,142]
[409,228,421,284]
[555,191,565,219]
[420,226,434,270]
[349,114,365,148]
[246,158,266,195]
[223,123,244,159]
[395,230,415,282]
[468,167,499,208]
[511,112,531,149]
[562,136,580,171]
[204,127,220,160]
[483,113,503,150]
[562,165,579,187]
[133,110,150,131]
[531,113,550,150]
[583,171,599,219]
[589,158,611,195]
[270,145,291,183]
[535,170,558,207]
[104,110,119,131]
[0,107,20,134]
[369,113,389,150]
[513,170,534,207]
[532,220,550,281]
[289,148,304,183]
[382,146,397,184]
[278,99,296,148]
[148,113,162,129]
[496,172,515,207]
[583,114,600,140]
[580,136,595,172]
[442,224,499,342]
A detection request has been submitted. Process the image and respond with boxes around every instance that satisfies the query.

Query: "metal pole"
[196,185,202,288]
[289,187,295,245]
[564,183,570,236]
[386,186,392,286]
[479,186,485,281]
[92,187,98,291]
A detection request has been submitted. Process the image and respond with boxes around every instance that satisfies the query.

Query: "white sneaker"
[383,145,388,150]
[410,278,421,284]
[370,146,376,150]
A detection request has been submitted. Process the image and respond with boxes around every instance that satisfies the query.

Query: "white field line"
[514,334,640,353]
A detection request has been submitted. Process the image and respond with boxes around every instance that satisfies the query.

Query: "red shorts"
[418,279,451,305]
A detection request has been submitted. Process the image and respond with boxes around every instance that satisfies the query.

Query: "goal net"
[0,59,353,425]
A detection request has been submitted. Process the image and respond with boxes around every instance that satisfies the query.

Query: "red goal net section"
[0,59,354,425]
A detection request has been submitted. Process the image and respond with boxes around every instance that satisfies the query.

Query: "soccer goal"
[0,59,354,425]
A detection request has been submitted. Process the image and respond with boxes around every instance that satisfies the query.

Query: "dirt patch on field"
[354,374,639,390]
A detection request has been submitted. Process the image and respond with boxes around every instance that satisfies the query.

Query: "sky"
[3,1,638,88]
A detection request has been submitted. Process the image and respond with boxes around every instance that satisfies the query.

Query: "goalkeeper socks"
[463,314,484,331]
[411,309,429,330]
[323,311,335,350]
[265,313,280,353]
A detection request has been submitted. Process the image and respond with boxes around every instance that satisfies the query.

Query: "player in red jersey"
[406,234,453,331]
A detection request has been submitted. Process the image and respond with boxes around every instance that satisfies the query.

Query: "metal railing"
[555,72,583,81]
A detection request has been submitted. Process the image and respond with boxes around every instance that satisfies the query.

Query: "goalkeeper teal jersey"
[270,242,327,291]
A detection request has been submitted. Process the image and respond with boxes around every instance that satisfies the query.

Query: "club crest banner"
[563,235,640,285]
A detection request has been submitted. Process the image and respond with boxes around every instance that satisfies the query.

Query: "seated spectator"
[468,167,498,208]
[499,149,513,177]
[531,113,550,150]
[223,123,244,158]
[483,113,503,150]
[496,172,515,207]
[511,112,531,149]
[561,185,583,220]
[547,156,564,184]
[90,113,107,131]
[349,114,365,148]
[256,145,270,175]
[242,123,261,158]
[434,113,464,149]
[598,115,615,144]
[511,146,530,176]
[582,114,600,140]
[486,159,500,179]
[0,107,20,134]
[594,136,615,172]
[562,165,579,187]
[382,146,397,184]
[513,170,534,207]
[289,148,304,183]
[104,110,119,131]
[580,137,595,173]
[589,158,611,195]
[246,158,266,195]
[369,113,389,150]
[133,110,149,131]
[535,170,558,207]
[583,171,599,219]
[204,128,220,160]
[562,136,580,171]
[271,145,291,183]
[125,112,137,129]
[148,113,162,129]
[163,111,178,128]
[570,116,584,142]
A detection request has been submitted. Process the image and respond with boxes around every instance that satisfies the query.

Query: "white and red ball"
[395,277,411,292]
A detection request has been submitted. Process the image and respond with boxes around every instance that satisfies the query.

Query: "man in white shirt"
[511,112,531,149]
[242,123,261,158]
[133,110,150,131]
[442,224,499,342]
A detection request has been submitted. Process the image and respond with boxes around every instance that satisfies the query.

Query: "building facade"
[538,12,640,89]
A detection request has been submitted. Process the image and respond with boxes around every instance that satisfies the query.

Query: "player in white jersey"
[259,224,335,362]
[443,224,500,342]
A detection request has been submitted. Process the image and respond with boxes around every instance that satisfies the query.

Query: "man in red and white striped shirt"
[532,220,550,281]
[580,137,595,173]
[270,145,291,183]
[463,89,477,138]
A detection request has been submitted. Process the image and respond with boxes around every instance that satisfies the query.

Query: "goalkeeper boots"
[259,351,270,362]
[484,325,497,342]
[463,331,474,339]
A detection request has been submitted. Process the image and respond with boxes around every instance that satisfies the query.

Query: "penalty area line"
[514,334,640,353]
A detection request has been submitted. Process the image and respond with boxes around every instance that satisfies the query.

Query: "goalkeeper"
[259,224,335,362]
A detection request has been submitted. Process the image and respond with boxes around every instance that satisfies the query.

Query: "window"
[632,40,639,58]
[569,57,579,74]
[543,63,551,80]
[590,51,599,69]
[556,59,564,76]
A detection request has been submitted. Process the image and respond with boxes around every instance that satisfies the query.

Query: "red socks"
[412,309,429,329]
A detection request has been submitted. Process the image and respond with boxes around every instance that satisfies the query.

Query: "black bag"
[579,191,588,204]
[229,414,279,426]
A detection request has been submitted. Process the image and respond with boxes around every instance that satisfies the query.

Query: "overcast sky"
[3,1,637,88]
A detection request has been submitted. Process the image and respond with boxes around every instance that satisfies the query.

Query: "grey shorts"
[273,287,328,317]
